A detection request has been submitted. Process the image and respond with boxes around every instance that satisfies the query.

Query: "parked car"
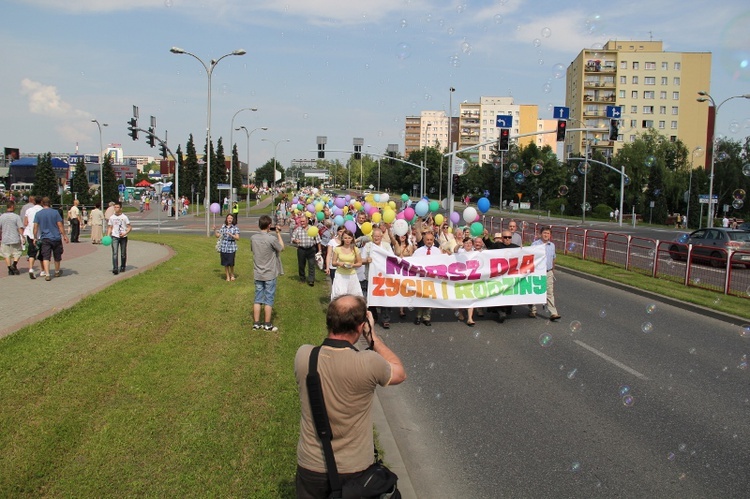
[669,228,750,268]
[739,221,750,231]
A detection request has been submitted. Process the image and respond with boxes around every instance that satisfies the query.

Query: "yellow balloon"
[365,195,374,203]
[434,214,444,226]
[361,222,373,235]
[307,226,319,238]
[388,201,396,210]
[383,209,396,223]
[371,212,382,223]
[354,201,362,211]
[315,202,324,212]
[343,206,349,214]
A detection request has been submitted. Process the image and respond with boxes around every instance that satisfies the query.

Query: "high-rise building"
[404,111,456,157]
[566,40,711,164]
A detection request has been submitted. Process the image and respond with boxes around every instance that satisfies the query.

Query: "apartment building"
[565,40,711,164]
[404,111,459,157]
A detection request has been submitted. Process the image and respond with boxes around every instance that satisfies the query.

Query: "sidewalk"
[0,238,172,339]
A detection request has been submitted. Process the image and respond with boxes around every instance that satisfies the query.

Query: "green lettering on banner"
[518,276,534,295]
[533,275,547,294]
[474,282,488,299]
[454,282,475,299]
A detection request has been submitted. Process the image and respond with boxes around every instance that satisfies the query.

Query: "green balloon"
[316,211,325,221]
[470,222,484,237]
[429,200,440,212]
[345,214,354,221]
[401,193,409,202]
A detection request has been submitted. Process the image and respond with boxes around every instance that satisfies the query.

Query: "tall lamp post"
[567,116,595,223]
[262,138,290,187]
[423,123,431,198]
[170,46,246,236]
[444,87,455,203]
[696,91,750,228]
[91,119,108,208]
[229,107,258,204]
[237,126,268,215]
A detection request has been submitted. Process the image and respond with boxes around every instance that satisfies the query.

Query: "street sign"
[606,106,622,118]
[553,106,569,119]
[698,194,718,204]
[118,184,125,192]
[496,115,513,128]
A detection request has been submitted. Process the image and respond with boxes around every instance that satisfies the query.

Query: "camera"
[270,226,278,232]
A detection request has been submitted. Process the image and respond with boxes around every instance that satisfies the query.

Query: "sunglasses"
[502,236,512,239]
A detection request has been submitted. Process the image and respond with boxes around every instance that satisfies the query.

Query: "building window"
[632,76,639,84]
[629,135,636,142]
[620,75,627,84]
[630,119,637,128]
[632,61,639,70]
[631,106,638,113]
[672,106,679,115]
[671,121,678,129]
[645,62,656,70]
[619,90,626,98]
[660,106,667,114]
[643,106,654,114]
[661,77,668,85]
[673,77,680,86]
[658,121,666,129]
[642,120,654,128]
[660,91,667,99]
[672,91,679,100]
[620,61,627,69]
[644,77,655,85]
[632,91,638,99]
[661,61,668,70]
[674,62,681,70]
[670,136,677,142]
[644,91,655,99]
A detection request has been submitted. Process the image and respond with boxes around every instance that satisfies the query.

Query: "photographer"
[295,295,406,498]
[250,215,284,332]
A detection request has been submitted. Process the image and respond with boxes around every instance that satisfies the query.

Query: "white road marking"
[574,340,649,380]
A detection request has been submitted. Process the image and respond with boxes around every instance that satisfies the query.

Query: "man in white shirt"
[22,196,43,279]
[360,227,395,328]
[411,231,439,326]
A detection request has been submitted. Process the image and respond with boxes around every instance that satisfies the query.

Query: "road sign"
[553,106,569,119]
[496,115,513,128]
[698,194,718,204]
[118,184,125,192]
[606,106,622,118]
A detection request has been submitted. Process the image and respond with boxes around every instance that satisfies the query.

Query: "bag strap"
[306,346,343,496]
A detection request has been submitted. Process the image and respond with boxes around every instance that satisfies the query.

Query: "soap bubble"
[493,14,503,24]
[532,163,543,175]
[570,174,578,183]
[570,461,581,472]
[622,395,635,407]
[509,162,519,173]
[718,151,729,161]
[733,188,746,200]
[739,324,750,338]
[558,185,569,196]
[569,320,582,333]
[577,163,590,175]
[396,42,411,60]
[718,12,750,81]
[533,38,542,48]
[618,385,631,396]
[523,169,531,177]
[541,27,552,38]
[539,333,553,347]
[743,164,750,176]
[514,172,526,184]
[645,155,656,167]
[553,63,565,79]
[646,304,656,314]
[729,121,741,133]
[641,322,653,333]
[399,19,407,29]
[732,199,744,210]
[449,54,460,67]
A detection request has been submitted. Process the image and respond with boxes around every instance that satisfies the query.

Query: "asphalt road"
[376,269,750,498]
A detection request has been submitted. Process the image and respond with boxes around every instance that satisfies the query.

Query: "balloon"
[382,209,396,223]
[307,226,319,238]
[332,207,342,216]
[415,200,429,217]
[374,194,381,202]
[463,207,478,224]
[361,222,373,235]
[316,211,325,221]
[345,214,354,221]
[396,211,405,220]
[401,193,409,202]
[292,197,299,204]
[334,215,344,226]
[388,201,396,210]
[429,200,440,213]
[101,235,112,246]
[434,214,444,226]
[344,220,356,233]
[393,219,409,236]
[380,193,389,203]
[335,197,346,209]
[477,197,490,213]
[315,202,324,212]
[353,201,362,211]
[210,203,221,214]
[371,212,382,223]
[345,195,351,202]
[470,222,484,237]
[297,203,304,211]
[450,211,460,224]
[312,188,319,194]
[404,207,415,220]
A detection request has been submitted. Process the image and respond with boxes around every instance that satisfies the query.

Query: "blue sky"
[1,0,749,170]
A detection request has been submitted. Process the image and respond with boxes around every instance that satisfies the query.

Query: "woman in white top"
[325,225,345,282]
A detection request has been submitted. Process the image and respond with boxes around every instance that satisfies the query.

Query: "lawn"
[0,233,330,497]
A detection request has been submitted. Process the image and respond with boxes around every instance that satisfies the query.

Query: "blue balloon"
[415,199,429,217]
[334,215,344,226]
[477,197,491,214]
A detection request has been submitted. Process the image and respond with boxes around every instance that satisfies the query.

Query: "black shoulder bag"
[306,344,400,499]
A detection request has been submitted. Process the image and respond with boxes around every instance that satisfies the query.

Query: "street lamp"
[566,116,596,223]
[445,87,455,203]
[229,107,258,204]
[91,119,108,209]
[423,123,431,198]
[236,126,267,215]
[696,91,750,228]
[170,46,246,236]
[261,138,290,187]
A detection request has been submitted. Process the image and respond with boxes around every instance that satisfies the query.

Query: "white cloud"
[20,79,73,117]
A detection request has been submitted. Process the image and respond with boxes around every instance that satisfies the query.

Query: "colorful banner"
[367,246,548,309]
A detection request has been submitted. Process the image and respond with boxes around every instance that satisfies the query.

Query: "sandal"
[466,321,475,327]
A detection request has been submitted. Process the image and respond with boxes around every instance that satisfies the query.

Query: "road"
[377,269,750,498]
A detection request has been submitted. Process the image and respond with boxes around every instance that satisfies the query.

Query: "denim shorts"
[254,279,277,306]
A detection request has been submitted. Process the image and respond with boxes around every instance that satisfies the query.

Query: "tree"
[32,153,58,203]
[255,158,278,187]
[102,154,119,205]
[180,135,200,204]
[645,162,669,224]
[231,142,242,193]
[70,157,91,205]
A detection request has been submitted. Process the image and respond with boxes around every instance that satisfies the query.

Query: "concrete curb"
[372,391,418,499]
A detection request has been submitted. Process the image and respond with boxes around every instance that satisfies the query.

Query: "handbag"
[307,346,400,499]
[315,252,325,270]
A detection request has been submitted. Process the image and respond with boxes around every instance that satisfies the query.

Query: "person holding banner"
[411,231,439,326]
[330,229,363,300]
[529,227,561,321]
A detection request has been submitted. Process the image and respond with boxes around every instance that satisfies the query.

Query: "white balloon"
[463,207,478,224]
[380,193,389,203]
[393,219,409,236]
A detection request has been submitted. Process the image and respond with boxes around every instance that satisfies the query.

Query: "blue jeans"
[111,236,128,270]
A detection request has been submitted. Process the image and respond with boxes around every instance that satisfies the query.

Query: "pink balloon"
[368,206,379,215]
[396,211,405,220]
[404,207,415,220]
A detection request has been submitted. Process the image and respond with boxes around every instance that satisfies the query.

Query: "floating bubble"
[729,121,741,134]
[624,175,631,186]
[678,443,688,452]
[400,19,408,28]
[567,243,576,252]
[743,163,750,176]
[509,162,519,173]
[599,308,607,318]
[570,461,581,472]
[424,93,432,101]
[558,185,569,196]
[569,320,582,333]
[718,12,750,81]
[667,452,676,461]
[541,27,552,38]
[542,81,552,93]
[303,113,309,119]
[619,385,631,396]
[164,0,173,6]
[456,4,465,14]
[645,155,656,167]
[689,347,697,355]
[641,321,654,333]
[553,63,565,79]
[646,304,656,314]
[396,42,411,60]
[449,54,460,67]
[503,170,511,178]
[533,38,542,48]
[740,324,750,338]
[514,172,526,184]
[493,14,503,24]
[567,368,577,379]
[577,163,590,175]
[523,169,531,177]
[718,151,730,161]
[732,199,744,210]
[539,333,553,347]
[584,13,602,35]
[447,27,455,36]
[473,331,481,340]
[622,395,635,407]
[532,164,543,175]
[582,202,591,211]
[570,174,578,183]
[733,188,746,200]
[461,41,472,55]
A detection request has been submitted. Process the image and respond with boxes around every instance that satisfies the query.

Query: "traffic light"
[159,143,167,159]
[609,119,619,141]
[147,127,156,148]
[498,128,510,151]
[556,120,567,141]
[128,118,138,141]
[354,144,361,160]
[317,143,325,159]
[452,173,460,192]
